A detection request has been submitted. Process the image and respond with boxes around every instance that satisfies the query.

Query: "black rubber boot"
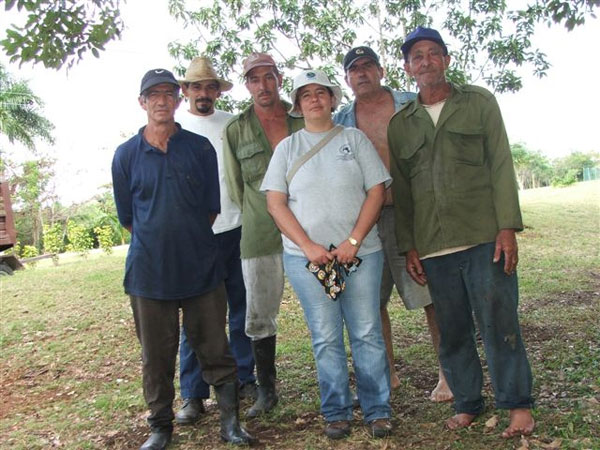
[175,398,205,425]
[139,430,171,450]
[214,382,258,446]
[246,336,278,418]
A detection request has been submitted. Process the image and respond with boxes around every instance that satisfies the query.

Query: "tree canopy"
[1,0,123,70]
[0,63,54,153]
[167,0,599,98]
[1,0,597,89]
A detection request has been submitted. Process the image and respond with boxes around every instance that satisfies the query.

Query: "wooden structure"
[0,181,22,274]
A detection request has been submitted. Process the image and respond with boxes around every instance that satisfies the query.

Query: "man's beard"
[194,98,213,114]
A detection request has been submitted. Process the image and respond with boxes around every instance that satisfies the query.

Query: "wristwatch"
[348,237,360,247]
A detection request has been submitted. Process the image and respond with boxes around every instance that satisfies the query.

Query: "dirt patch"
[520,322,562,344]
[0,366,64,420]
[522,279,600,311]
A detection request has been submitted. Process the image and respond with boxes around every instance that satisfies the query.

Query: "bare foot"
[446,413,476,430]
[430,369,453,402]
[501,408,535,438]
[390,371,401,390]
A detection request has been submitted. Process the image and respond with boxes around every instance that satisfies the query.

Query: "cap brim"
[140,78,180,95]
[402,38,448,57]
[243,62,277,77]
[344,55,378,71]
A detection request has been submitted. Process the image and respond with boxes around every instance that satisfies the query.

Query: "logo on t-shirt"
[337,144,354,161]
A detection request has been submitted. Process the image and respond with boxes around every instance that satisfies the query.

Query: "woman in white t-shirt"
[261,70,392,440]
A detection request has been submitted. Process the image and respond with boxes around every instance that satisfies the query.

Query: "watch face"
[349,237,358,246]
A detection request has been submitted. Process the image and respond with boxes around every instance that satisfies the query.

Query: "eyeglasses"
[144,89,179,101]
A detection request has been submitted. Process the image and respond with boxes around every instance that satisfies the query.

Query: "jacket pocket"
[237,143,267,183]
[399,134,432,194]
[446,126,485,166]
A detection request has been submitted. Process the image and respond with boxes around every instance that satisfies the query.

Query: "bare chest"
[355,102,396,169]
[259,117,289,150]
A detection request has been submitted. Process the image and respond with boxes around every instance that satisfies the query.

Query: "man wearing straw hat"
[174,57,257,425]
[223,53,304,417]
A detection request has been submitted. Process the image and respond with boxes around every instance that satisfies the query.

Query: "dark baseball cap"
[139,69,180,95]
[401,26,448,59]
[343,46,380,72]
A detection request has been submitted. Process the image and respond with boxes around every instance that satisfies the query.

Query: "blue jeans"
[422,242,534,415]
[179,227,255,399]
[284,250,391,423]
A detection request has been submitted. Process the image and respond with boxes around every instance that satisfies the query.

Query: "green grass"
[1,181,599,449]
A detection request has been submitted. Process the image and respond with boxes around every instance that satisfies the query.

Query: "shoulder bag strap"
[286,125,343,185]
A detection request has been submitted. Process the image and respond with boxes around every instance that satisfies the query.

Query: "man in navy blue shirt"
[112,69,256,449]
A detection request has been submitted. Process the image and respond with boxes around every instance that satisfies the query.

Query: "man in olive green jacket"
[388,27,535,439]
[223,53,304,418]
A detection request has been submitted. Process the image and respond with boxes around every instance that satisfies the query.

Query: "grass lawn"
[1,180,599,449]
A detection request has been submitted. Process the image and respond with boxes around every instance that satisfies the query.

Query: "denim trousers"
[422,242,534,415]
[284,250,391,423]
[130,285,237,432]
[178,227,255,399]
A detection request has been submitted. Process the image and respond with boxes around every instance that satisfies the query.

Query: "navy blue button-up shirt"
[112,125,223,300]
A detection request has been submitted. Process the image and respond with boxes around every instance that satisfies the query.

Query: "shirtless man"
[223,53,304,417]
[334,46,452,402]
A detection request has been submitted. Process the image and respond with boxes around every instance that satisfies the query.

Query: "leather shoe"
[175,398,205,425]
[324,420,351,440]
[140,430,171,450]
[369,418,392,438]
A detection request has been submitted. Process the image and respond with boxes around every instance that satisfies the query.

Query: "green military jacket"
[388,84,523,257]
[223,101,304,258]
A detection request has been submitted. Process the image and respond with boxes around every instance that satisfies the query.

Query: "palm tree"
[0,63,54,152]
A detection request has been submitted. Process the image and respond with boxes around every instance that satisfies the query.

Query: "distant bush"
[66,221,93,257]
[43,223,64,265]
[21,245,39,267]
[552,168,579,187]
[94,225,114,255]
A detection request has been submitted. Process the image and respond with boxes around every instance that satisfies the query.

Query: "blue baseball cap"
[401,26,448,59]
[139,69,180,95]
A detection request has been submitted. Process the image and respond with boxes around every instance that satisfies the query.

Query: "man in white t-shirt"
[174,57,256,425]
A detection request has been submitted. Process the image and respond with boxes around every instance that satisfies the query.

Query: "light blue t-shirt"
[261,127,391,257]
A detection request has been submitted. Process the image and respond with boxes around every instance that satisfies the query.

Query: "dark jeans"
[422,242,534,415]
[130,284,237,431]
[179,227,255,399]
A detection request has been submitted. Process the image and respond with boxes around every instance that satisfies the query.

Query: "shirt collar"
[406,83,456,117]
[138,123,183,153]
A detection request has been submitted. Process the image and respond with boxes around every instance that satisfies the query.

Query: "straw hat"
[180,57,233,92]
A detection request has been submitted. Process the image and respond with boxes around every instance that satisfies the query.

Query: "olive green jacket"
[223,101,304,258]
[388,84,523,257]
